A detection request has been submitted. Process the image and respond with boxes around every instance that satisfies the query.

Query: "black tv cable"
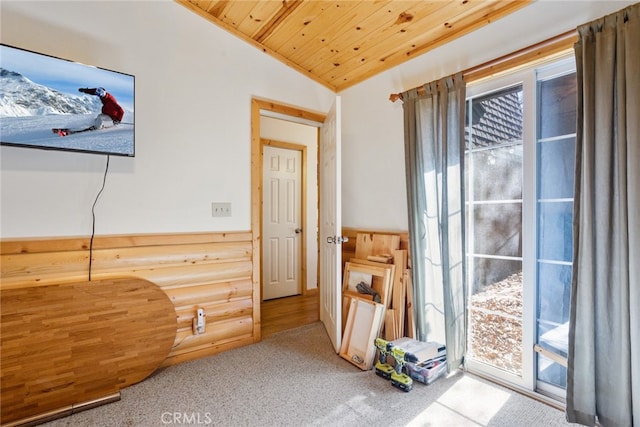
[89,155,110,281]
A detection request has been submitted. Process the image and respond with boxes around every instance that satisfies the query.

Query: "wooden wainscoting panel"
[1,241,252,289]
[165,279,253,307]
[1,231,256,368]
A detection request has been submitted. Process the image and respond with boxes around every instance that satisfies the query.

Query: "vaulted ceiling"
[177,0,532,92]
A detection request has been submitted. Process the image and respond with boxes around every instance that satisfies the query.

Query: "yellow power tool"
[390,346,418,392]
[373,338,395,380]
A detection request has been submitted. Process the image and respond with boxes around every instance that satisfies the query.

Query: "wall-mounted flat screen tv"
[0,44,135,157]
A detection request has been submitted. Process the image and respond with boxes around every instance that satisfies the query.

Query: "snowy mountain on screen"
[0,68,101,117]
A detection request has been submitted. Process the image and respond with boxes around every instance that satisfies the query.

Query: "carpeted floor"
[41,322,574,427]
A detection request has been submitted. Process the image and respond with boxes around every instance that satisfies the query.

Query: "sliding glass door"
[465,76,533,388]
[464,57,576,398]
[534,63,576,398]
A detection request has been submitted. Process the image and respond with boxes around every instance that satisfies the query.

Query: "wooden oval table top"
[1,277,177,425]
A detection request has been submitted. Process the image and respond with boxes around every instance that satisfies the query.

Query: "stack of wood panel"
[339,233,414,370]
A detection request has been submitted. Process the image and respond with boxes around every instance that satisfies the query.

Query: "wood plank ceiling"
[177,1,532,92]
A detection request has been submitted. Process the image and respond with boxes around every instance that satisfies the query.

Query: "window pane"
[535,67,576,394]
[470,258,522,295]
[537,318,568,388]
[468,259,522,375]
[539,73,577,139]
[472,145,522,201]
[473,203,522,257]
[537,262,571,324]
[538,137,575,199]
[464,152,470,200]
[538,201,573,261]
[537,353,567,389]
[468,85,523,149]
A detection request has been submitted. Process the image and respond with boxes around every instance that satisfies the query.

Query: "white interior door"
[319,96,342,352]
[262,145,302,300]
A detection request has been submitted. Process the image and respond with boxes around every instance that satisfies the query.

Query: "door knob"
[295,228,302,234]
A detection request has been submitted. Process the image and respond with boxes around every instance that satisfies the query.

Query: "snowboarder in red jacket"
[78,87,125,129]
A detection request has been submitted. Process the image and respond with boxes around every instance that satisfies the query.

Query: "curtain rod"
[388,29,578,103]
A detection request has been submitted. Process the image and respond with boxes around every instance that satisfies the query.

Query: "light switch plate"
[211,202,231,217]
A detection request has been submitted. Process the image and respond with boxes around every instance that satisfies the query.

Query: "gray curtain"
[567,3,640,426]
[402,73,466,371]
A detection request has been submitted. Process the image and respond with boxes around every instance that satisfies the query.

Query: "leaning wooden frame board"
[384,308,398,341]
[390,249,408,339]
[354,233,400,260]
[339,297,385,370]
[343,261,393,306]
[341,261,393,329]
[350,251,409,340]
[405,270,416,338]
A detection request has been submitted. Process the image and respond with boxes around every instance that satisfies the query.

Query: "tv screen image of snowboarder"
[0,44,135,157]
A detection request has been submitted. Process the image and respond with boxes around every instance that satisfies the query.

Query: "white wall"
[260,116,318,290]
[339,0,636,231]
[0,0,334,238]
[1,1,634,239]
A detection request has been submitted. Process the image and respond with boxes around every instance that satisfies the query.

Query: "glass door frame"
[533,56,576,400]
[464,67,537,392]
[464,54,576,399]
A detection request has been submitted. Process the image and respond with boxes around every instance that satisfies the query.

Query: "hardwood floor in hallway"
[261,292,319,339]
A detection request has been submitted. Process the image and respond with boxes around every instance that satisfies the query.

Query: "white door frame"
[251,98,326,341]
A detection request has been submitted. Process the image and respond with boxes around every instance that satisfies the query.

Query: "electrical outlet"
[211,202,231,217]
[192,308,206,335]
